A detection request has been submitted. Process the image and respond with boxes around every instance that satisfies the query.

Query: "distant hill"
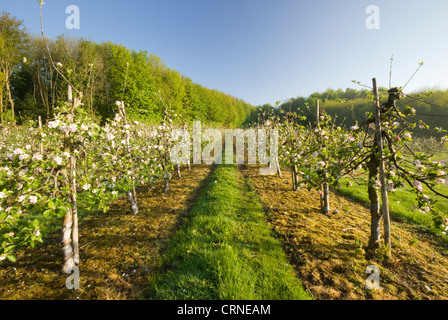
[250,88,448,136]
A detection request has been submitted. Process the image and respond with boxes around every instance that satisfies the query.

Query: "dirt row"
[240,164,448,300]
[0,164,213,300]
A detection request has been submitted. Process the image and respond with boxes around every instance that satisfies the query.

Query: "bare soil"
[0,164,212,300]
[241,164,448,300]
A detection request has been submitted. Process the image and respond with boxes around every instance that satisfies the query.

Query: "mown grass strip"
[148,164,311,300]
[338,177,448,238]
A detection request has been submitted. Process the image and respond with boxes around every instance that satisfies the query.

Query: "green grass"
[338,174,448,236]
[148,164,311,300]
[431,153,448,162]
[403,152,448,162]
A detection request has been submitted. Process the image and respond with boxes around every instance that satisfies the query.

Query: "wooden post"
[119,101,138,215]
[68,84,72,104]
[38,116,44,154]
[317,100,323,210]
[372,78,391,251]
[67,84,79,264]
[68,85,79,265]
[291,166,296,190]
[316,100,330,214]
[184,122,191,170]
[322,184,330,215]
[70,154,79,265]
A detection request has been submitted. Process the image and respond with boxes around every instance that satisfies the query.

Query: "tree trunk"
[291,165,299,191]
[132,186,137,204]
[62,200,76,274]
[70,155,79,264]
[118,101,139,215]
[373,78,391,251]
[276,159,282,177]
[164,179,170,193]
[367,156,382,249]
[38,116,44,154]
[177,163,181,179]
[291,166,296,191]
[164,168,170,193]
[61,85,80,272]
[0,89,4,124]
[126,191,138,215]
[322,182,330,214]
[5,77,14,123]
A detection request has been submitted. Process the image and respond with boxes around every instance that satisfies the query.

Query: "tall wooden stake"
[373,78,391,251]
[38,116,44,154]
[119,101,138,215]
[317,99,330,214]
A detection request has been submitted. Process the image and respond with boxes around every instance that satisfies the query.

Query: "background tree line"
[1,12,254,127]
[250,87,448,137]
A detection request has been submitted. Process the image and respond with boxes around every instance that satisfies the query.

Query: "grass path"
[148,164,311,300]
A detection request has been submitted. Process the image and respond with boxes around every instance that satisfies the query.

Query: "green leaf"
[6,255,16,263]
[43,210,53,217]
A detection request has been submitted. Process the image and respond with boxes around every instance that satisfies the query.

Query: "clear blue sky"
[1,0,448,106]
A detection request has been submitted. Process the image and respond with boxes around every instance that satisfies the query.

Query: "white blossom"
[53,156,63,165]
[14,148,24,155]
[413,181,423,192]
[48,120,60,129]
[19,154,29,161]
[32,153,43,161]
[106,132,115,141]
[68,123,78,132]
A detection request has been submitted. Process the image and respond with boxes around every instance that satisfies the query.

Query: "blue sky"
[1,0,448,106]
